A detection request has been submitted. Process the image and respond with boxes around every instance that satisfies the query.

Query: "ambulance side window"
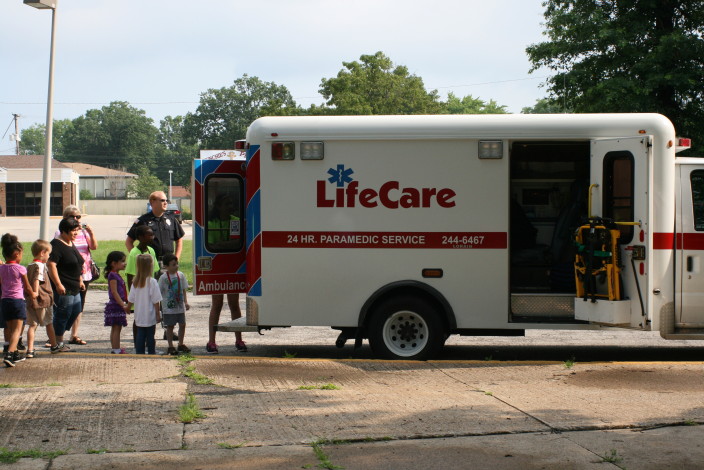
[692,170,704,231]
[603,151,634,243]
[205,176,244,253]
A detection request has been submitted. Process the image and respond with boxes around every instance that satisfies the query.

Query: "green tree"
[126,168,166,199]
[526,0,704,152]
[443,92,507,114]
[155,115,198,188]
[521,98,567,114]
[61,101,158,172]
[19,119,73,158]
[316,51,443,115]
[183,75,298,149]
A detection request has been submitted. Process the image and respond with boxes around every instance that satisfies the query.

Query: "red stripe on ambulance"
[653,232,704,250]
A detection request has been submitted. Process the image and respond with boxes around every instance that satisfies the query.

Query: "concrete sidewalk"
[1,353,703,469]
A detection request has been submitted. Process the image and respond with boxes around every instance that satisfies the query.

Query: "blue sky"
[0,0,549,153]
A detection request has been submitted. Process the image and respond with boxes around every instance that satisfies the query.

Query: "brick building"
[0,155,79,216]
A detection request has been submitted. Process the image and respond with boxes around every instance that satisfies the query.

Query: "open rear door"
[575,137,650,326]
[193,157,247,295]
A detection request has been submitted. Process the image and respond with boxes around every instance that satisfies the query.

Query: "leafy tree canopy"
[155,115,198,188]
[317,52,443,115]
[526,0,704,152]
[19,119,73,157]
[443,92,507,114]
[183,74,298,149]
[521,98,567,114]
[126,168,166,199]
[61,101,158,172]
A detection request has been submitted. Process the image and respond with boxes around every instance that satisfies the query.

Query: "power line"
[1,118,14,140]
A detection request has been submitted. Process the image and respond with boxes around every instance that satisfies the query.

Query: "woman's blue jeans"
[53,293,82,337]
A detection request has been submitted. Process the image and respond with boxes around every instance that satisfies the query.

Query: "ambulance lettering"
[316,164,456,208]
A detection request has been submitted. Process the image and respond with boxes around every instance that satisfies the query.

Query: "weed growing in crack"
[601,449,623,466]
[310,439,343,470]
[217,442,246,449]
[179,393,206,423]
[0,448,67,464]
[298,383,340,390]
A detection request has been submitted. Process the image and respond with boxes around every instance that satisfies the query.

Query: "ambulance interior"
[509,141,590,320]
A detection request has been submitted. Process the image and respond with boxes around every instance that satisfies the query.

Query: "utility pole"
[11,113,21,154]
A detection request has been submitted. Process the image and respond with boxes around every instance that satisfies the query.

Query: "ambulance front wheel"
[368,296,445,360]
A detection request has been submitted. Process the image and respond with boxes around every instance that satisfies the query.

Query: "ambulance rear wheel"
[368,296,445,360]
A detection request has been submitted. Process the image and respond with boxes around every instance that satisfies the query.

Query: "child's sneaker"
[26,350,35,359]
[111,348,126,354]
[50,344,62,354]
[3,352,15,368]
[235,340,248,352]
[17,338,26,352]
[2,344,7,355]
[206,342,218,354]
[57,343,72,353]
[177,344,191,353]
[167,346,177,355]
[14,351,26,362]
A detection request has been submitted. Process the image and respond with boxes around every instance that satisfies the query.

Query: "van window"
[205,175,244,253]
[603,151,634,243]
[692,170,704,231]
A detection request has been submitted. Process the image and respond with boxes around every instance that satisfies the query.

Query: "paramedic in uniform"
[206,193,247,353]
[125,191,185,268]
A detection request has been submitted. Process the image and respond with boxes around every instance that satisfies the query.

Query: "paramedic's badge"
[230,219,241,239]
[166,219,172,226]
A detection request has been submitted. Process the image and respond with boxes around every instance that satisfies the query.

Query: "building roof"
[171,185,191,197]
[0,155,70,169]
[61,162,137,177]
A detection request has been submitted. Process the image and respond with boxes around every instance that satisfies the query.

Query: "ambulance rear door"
[676,161,704,326]
[193,157,247,295]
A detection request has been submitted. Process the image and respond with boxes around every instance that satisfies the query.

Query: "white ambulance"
[193,114,704,360]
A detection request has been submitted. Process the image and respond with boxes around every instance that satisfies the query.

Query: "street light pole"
[168,170,173,202]
[25,0,58,241]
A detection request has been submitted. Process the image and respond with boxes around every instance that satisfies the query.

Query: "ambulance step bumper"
[215,317,259,333]
[510,293,575,318]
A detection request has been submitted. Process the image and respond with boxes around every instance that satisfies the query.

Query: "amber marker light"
[422,269,444,278]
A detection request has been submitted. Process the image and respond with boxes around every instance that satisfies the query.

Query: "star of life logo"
[316,164,456,209]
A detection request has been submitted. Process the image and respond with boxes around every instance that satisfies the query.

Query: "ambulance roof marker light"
[301,142,324,160]
[272,142,295,160]
[675,137,692,153]
[478,140,503,159]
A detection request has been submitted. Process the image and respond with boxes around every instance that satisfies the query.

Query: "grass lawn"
[20,240,194,287]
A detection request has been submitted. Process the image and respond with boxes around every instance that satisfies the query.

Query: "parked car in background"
[166,203,182,223]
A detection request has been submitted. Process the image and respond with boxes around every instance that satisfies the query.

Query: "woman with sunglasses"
[51,205,98,346]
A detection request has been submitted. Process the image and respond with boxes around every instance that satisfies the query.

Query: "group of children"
[1,228,191,368]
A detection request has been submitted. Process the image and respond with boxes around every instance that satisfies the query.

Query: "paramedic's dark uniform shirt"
[127,213,185,259]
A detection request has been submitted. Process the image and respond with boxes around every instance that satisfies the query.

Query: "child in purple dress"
[104,251,129,354]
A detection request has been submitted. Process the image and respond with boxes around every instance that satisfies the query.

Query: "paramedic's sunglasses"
[70,215,81,219]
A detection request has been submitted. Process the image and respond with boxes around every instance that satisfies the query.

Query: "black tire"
[368,296,445,360]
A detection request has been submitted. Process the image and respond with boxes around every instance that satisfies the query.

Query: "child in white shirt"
[127,254,162,354]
